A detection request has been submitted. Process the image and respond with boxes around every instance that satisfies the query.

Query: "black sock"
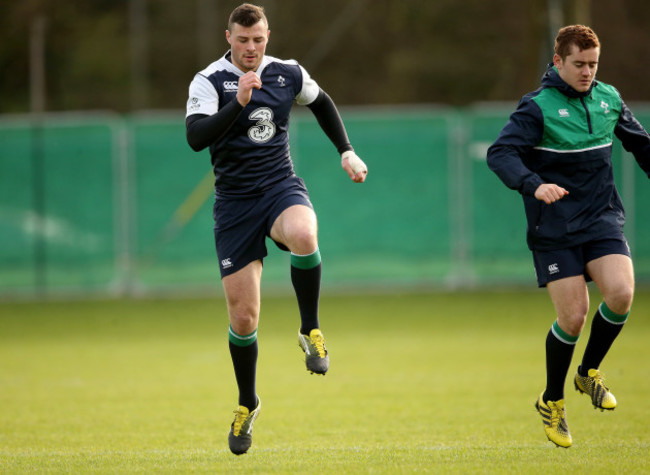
[579,302,627,376]
[229,339,258,410]
[290,251,321,335]
[543,322,578,402]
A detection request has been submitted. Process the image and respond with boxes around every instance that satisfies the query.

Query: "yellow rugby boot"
[574,368,617,411]
[535,393,572,448]
[298,329,329,375]
[228,397,261,455]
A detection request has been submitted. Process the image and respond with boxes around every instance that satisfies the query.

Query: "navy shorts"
[532,235,631,287]
[213,175,313,278]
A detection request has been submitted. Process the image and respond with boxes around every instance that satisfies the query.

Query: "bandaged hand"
[341,150,367,183]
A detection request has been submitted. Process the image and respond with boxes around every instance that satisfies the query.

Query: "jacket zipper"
[580,97,593,134]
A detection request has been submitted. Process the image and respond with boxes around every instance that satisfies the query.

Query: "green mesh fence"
[625,107,650,273]
[465,107,533,284]
[1,107,649,298]
[292,110,453,287]
[0,116,121,295]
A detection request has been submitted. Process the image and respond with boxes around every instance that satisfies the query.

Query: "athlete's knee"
[229,311,258,335]
[604,283,634,315]
[563,317,586,336]
[287,225,318,254]
[226,298,259,334]
[557,304,589,336]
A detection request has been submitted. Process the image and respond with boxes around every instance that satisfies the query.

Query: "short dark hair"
[554,25,600,59]
[228,3,268,30]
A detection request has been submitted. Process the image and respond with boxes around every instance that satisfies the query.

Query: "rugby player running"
[487,25,650,448]
[185,3,367,455]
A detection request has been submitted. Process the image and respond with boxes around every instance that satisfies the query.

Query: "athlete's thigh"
[269,204,317,253]
[222,259,263,333]
[586,253,634,307]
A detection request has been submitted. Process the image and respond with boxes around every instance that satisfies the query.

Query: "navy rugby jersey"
[487,63,650,251]
[186,52,319,197]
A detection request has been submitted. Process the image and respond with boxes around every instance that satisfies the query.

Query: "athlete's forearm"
[615,101,650,178]
[487,98,546,196]
[186,99,244,151]
[487,144,544,196]
[307,89,353,155]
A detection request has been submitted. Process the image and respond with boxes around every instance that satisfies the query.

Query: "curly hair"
[554,25,600,59]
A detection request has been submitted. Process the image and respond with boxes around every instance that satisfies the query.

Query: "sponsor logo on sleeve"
[188,97,201,112]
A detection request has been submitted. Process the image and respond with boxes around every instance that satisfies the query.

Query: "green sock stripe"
[551,321,579,345]
[229,325,258,347]
[290,249,321,270]
[599,302,629,325]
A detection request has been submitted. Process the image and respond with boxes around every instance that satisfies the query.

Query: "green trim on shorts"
[599,301,629,325]
[551,320,580,345]
[229,325,258,347]
[290,248,321,270]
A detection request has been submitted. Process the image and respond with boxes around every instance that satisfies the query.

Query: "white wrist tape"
[341,151,367,174]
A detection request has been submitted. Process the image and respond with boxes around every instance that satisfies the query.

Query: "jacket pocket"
[527,197,568,241]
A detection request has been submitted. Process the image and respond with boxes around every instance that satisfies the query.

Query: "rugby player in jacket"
[487,25,650,448]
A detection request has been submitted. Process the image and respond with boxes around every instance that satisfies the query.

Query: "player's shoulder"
[527,85,552,103]
[528,85,568,115]
[198,55,241,79]
[593,80,622,102]
[263,55,300,67]
[259,55,303,75]
[512,87,545,116]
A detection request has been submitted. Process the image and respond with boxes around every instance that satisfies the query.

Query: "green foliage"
[1,290,649,473]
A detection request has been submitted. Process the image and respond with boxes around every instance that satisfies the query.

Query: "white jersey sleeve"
[186,74,219,118]
[295,65,320,106]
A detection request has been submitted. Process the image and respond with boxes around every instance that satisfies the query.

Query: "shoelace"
[232,409,247,434]
[312,334,326,357]
[592,371,610,391]
[547,401,565,429]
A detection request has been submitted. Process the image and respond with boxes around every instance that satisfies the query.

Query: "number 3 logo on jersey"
[248,107,276,143]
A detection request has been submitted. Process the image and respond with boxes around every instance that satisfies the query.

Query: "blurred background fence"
[1,105,650,299]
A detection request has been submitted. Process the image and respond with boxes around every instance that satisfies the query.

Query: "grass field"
[1,289,649,473]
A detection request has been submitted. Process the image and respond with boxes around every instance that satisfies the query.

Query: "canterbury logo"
[223,81,238,91]
[221,258,233,268]
[548,263,559,274]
